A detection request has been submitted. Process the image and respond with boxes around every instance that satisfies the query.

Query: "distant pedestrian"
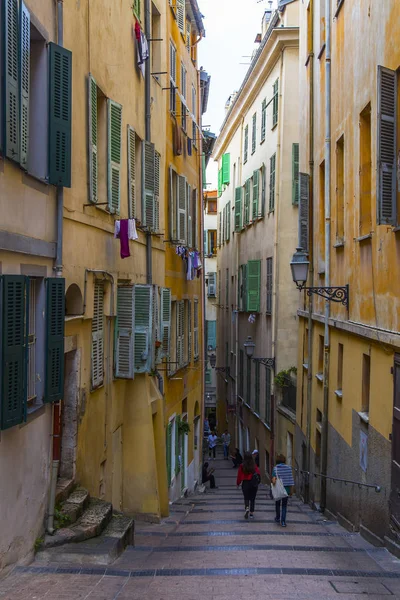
[208,430,218,460]
[230,448,243,468]
[204,418,210,435]
[252,449,259,467]
[237,452,261,520]
[272,454,294,527]
[221,429,231,459]
[202,462,217,489]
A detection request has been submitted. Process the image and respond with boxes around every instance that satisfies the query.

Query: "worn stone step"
[58,487,90,526]
[55,478,75,505]
[35,514,134,565]
[41,498,113,549]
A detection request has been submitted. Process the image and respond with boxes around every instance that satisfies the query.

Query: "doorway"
[60,349,81,480]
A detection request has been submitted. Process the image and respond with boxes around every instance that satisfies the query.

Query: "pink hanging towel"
[119,219,130,259]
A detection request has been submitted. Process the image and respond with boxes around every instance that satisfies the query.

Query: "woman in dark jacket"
[230,448,243,468]
[236,452,261,520]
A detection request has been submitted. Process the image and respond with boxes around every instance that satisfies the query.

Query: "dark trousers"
[242,480,258,513]
[203,474,216,489]
[275,497,288,522]
[209,446,216,459]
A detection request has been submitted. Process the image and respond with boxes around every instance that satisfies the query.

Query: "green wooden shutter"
[226,201,231,240]
[252,170,259,219]
[269,153,276,211]
[0,275,28,430]
[92,280,104,388]
[175,417,180,474]
[272,79,279,127]
[20,2,30,169]
[5,0,20,162]
[252,112,256,154]
[45,278,65,403]
[161,288,171,359]
[187,184,193,246]
[222,153,230,185]
[243,264,247,312]
[261,99,266,142]
[204,229,208,254]
[194,299,199,359]
[266,257,273,315]
[154,151,160,231]
[49,43,72,187]
[218,167,222,197]
[178,175,187,242]
[166,422,172,485]
[292,143,300,205]
[261,163,266,216]
[299,172,310,252]
[177,0,185,34]
[107,99,122,213]
[247,260,261,312]
[207,320,216,350]
[127,126,136,217]
[188,300,192,363]
[255,361,260,415]
[176,300,184,366]
[115,286,134,379]
[142,141,155,229]
[134,285,153,373]
[244,179,250,225]
[244,125,248,162]
[152,285,160,367]
[234,187,242,231]
[88,75,98,203]
[377,66,397,225]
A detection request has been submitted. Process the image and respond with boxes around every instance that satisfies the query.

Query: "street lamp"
[209,353,217,368]
[290,247,349,308]
[243,336,275,369]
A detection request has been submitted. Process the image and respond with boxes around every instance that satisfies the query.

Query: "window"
[265,367,272,426]
[142,142,160,231]
[239,264,247,312]
[222,153,230,185]
[292,143,299,205]
[133,285,153,373]
[261,99,266,142]
[226,201,231,241]
[192,188,198,248]
[176,300,184,368]
[205,368,212,385]
[337,343,343,395]
[208,200,217,214]
[299,173,310,253]
[151,3,161,82]
[92,280,104,388]
[208,230,217,255]
[359,103,372,236]
[319,161,325,261]
[251,112,257,154]
[169,42,177,113]
[207,320,216,350]
[218,168,222,197]
[169,168,187,243]
[181,62,187,131]
[169,301,177,375]
[247,260,261,313]
[252,170,259,219]
[269,154,276,211]
[186,20,192,53]
[176,0,185,35]
[272,79,279,128]
[361,354,371,414]
[244,178,251,225]
[207,273,216,298]
[317,334,324,378]
[239,350,244,397]
[266,257,273,315]
[194,299,199,360]
[225,269,229,308]
[192,85,197,144]
[244,125,248,163]
[255,362,260,414]
[336,135,345,241]
[246,357,252,406]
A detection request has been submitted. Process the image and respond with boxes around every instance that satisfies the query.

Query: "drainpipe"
[320,0,332,513]
[145,0,152,284]
[47,0,64,534]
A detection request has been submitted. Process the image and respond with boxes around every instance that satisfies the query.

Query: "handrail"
[295,468,381,493]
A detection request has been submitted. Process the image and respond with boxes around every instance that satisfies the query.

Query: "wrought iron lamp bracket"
[252,357,275,370]
[297,284,349,308]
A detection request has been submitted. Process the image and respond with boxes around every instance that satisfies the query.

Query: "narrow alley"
[2,454,400,599]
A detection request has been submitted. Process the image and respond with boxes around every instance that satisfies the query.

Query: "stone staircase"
[35,484,134,565]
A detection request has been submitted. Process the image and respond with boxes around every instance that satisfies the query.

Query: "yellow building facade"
[296,0,400,553]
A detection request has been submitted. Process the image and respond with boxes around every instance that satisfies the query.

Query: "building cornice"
[213,26,299,160]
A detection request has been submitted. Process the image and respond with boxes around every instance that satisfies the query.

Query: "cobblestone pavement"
[2,457,400,599]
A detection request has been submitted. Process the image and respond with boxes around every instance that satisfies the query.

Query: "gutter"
[145,0,152,284]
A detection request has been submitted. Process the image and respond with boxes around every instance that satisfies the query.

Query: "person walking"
[221,429,231,460]
[208,430,218,460]
[272,454,295,527]
[230,448,243,468]
[202,462,217,489]
[237,452,261,520]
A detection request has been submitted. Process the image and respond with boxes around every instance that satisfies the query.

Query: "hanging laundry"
[187,253,194,281]
[173,116,183,156]
[134,21,149,77]
[119,220,130,259]
[114,219,138,241]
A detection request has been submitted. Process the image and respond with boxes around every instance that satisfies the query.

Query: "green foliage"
[274,366,297,388]
[34,537,44,553]
[178,420,191,436]
[54,506,71,529]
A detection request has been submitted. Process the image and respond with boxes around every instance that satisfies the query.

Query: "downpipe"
[145,0,152,285]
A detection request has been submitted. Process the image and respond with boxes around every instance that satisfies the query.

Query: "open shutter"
[177,0,185,34]
[107,99,122,213]
[269,154,276,211]
[244,179,251,225]
[88,75,98,203]
[154,151,160,231]
[204,229,208,254]
[166,422,172,485]
[292,143,300,205]
[252,170,259,219]
[127,126,136,217]
[261,163,266,216]
[377,66,397,225]
[186,20,191,52]
[299,172,310,252]
[115,286,134,379]
[134,285,152,373]
[92,281,104,388]
[194,299,199,359]
[178,175,187,242]
[176,300,184,366]
[175,418,180,474]
[192,188,198,248]
[161,288,171,359]
[153,285,160,366]
[247,260,261,312]
[20,2,30,169]
[187,184,193,246]
[0,276,28,430]
[243,264,248,312]
[5,0,20,162]
[266,257,273,315]
[142,141,155,229]
[222,153,230,185]
[45,278,65,402]
[226,201,231,240]
[261,99,266,142]
[234,187,242,231]
[49,43,72,187]
[188,300,192,363]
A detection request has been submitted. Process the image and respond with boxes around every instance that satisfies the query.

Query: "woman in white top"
[208,431,218,460]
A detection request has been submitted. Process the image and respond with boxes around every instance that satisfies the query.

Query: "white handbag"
[271,475,288,501]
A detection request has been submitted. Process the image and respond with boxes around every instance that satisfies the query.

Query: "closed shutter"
[5,0,20,162]
[166,422,172,485]
[20,2,30,169]
[115,286,134,379]
[127,126,136,218]
[299,172,310,252]
[261,99,266,142]
[169,166,176,239]
[222,205,226,243]
[246,260,260,312]
[266,257,273,315]
[261,163,266,216]
[226,201,231,240]
[204,229,208,255]
[265,367,272,425]
[252,170,259,219]
[207,320,216,350]
[0,275,28,430]
[134,285,153,373]
[243,264,247,312]
[45,278,65,402]
[192,188,198,248]
[160,288,171,359]
[107,99,122,213]
[178,175,187,242]
[244,179,251,225]
[292,143,300,205]
[188,301,192,363]
[177,0,185,34]
[222,153,230,185]
[154,151,160,231]
[186,20,191,52]
[194,299,199,359]
[269,153,276,211]
[244,125,248,162]
[176,300,184,366]
[252,113,256,153]
[88,75,98,203]
[153,285,160,366]
[218,167,222,197]
[234,187,242,231]
[187,184,193,246]
[142,141,155,229]
[377,66,397,225]
[49,43,72,187]
[175,417,180,474]
[272,79,279,127]
[208,272,216,297]
[92,280,104,389]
